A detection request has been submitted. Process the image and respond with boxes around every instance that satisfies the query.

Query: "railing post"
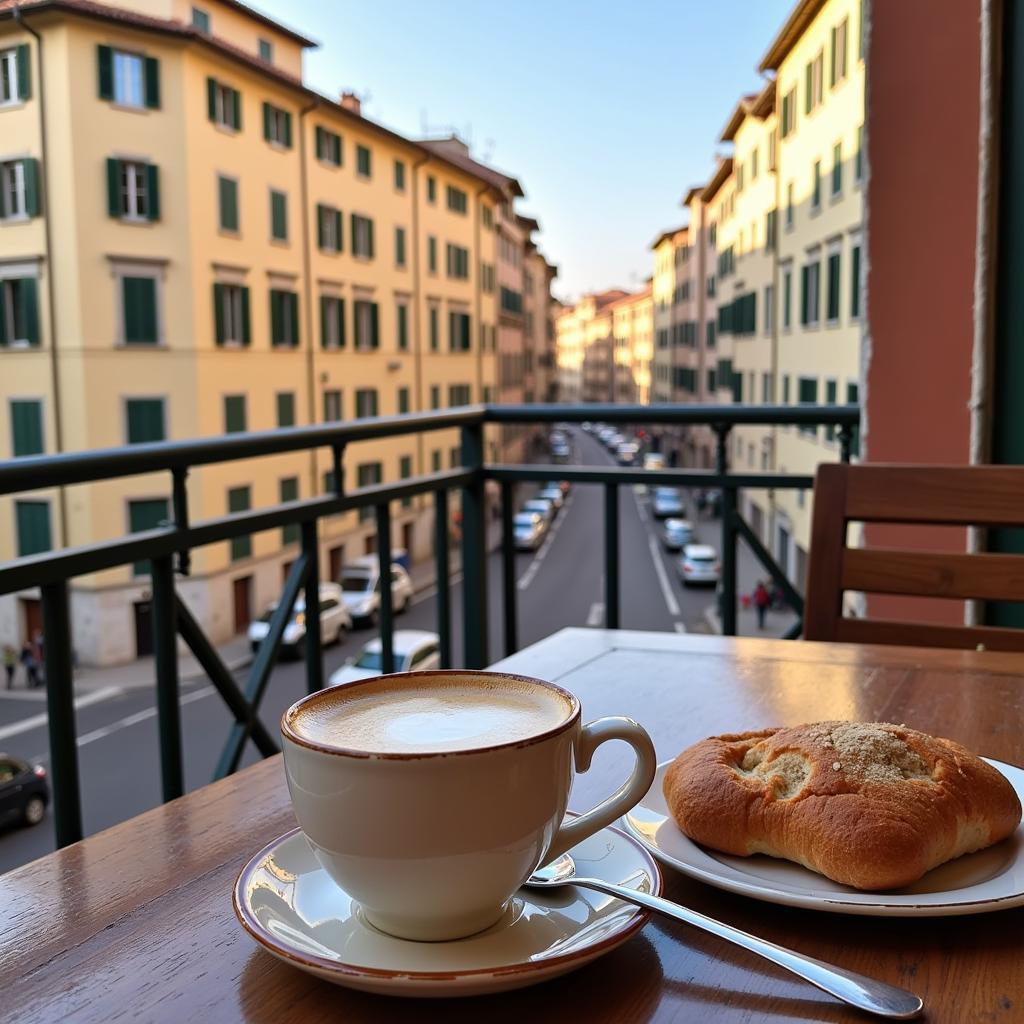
[604,483,620,629]
[838,423,854,464]
[376,501,395,675]
[434,488,451,668]
[41,580,83,847]
[302,520,323,694]
[715,424,738,636]
[171,467,190,576]
[500,480,518,657]
[150,554,183,802]
[460,420,489,668]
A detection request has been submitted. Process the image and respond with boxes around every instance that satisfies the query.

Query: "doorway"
[133,600,153,658]
[328,546,344,582]
[401,522,414,561]
[232,576,252,634]
[20,597,42,646]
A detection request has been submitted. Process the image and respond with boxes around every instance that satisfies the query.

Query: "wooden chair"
[804,463,1024,650]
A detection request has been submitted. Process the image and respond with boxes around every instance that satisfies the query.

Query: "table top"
[2,629,1022,1024]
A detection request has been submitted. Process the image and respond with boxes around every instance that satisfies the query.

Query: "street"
[0,427,777,874]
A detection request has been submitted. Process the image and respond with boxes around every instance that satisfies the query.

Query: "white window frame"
[120,160,149,220]
[1,159,26,219]
[113,50,145,109]
[0,48,18,106]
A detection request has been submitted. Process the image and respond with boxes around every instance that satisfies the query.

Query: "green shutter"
[240,286,251,345]
[146,163,159,220]
[126,399,164,444]
[334,209,342,252]
[97,45,113,100]
[825,380,838,440]
[213,283,225,344]
[262,102,272,141]
[828,253,841,320]
[830,26,837,86]
[219,176,237,231]
[16,501,51,557]
[207,77,217,121]
[20,277,39,346]
[800,266,809,325]
[280,478,300,545]
[224,396,246,433]
[232,88,242,130]
[367,218,374,259]
[316,203,325,248]
[271,191,286,240]
[283,111,292,148]
[10,400,43,456]
[270,290,283,345]
[277,392,295,427]
[16,44,30,100]
[107,157,121,217]
[128,498,169,575]
[851,245,862,317]
[124,277,156,344]
[289,292,299,346]
[315,126,323,156]
[23,158,40,217]
[144,56,160,109]
[397,304,407,349]
[320,295,330,346]
[228,486,251,560]
[0,282,6,344]
[370,302,379,348]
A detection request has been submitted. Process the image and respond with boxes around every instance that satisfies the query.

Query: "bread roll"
[663,722,1022,890]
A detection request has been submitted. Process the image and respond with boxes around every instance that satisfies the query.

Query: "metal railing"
[0,403,859,848]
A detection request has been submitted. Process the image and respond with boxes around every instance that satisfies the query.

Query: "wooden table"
[2,630,1022,1023]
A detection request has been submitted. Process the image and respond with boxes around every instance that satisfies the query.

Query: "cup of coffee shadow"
[281,670,657,942]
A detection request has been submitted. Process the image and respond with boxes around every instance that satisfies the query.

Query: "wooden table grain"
[2,629,1022,1023]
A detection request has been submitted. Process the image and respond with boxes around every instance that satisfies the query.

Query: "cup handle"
[545,716,657,863]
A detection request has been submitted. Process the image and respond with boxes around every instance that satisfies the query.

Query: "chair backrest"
[805,463,1024,650]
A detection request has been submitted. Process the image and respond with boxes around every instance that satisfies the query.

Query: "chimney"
[340,91,362,116]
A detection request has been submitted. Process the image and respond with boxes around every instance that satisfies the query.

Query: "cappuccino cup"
[281,670,656,942]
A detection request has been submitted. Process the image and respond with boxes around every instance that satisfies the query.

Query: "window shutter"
[11,401,43,456]
[20,277,39,346]
[207,77,217,121]
[800,266,809,325]
[370,302,379,348]
[367,219,374,259]
[349,212,357,253]
[851,245,862,317]
[804,63,812,113]
[333,134,341,164]
[0,284,6,344]
[334,209,342,252]
[16,44,31,100]
[320,295,330,347]
[262,101,272,141]
[97,45,113,100]
[448,311,455,350]
[144,56,160,109]
[337,298,346,347]
[232,88,242,130]
[316,204,325,248]
[270,290,282,345]
[146,164,159,220]
[106,157,121,217]
[315,126,323,155]
[240,286,251,345]
[23,158,40,217]
[289,292,299,346]
[213,283,225,344]
[283,111,292,148]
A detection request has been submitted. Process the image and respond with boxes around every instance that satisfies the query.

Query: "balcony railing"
[0,403,859,849]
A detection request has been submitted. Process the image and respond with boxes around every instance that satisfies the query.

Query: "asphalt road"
[0,426,729,874]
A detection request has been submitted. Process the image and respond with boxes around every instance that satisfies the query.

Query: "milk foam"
[291,675,573,753]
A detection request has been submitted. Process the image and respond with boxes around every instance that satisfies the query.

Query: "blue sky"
[261,0,794,300]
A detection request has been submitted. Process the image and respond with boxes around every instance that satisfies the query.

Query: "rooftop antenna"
[481,137,495,162]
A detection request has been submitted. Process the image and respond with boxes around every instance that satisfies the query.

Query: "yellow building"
[554,290,628,405]
[0,0,551,663]
[609,286,653,405]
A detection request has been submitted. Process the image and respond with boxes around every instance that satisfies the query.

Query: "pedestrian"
[754,580,770,631]
[20,642,39,689]
[2,644,16,689]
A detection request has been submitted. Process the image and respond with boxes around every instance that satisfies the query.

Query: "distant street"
[0,426,778,874]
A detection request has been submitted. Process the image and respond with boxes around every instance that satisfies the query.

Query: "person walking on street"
[20,642,40,689]
[2,644,16,689]
[754,580,770,631]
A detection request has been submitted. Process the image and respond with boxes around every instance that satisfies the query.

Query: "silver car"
[663,518,695,551]
[680,544,720,586]
[247,582,351,658]
[522,497,554,527]
[328,630,442,685]
[514,511,544,550]
[652,487,685,519]
[539,484,564,510]
[339,556,414,626]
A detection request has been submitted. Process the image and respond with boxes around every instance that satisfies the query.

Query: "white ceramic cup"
[281,670,657,942]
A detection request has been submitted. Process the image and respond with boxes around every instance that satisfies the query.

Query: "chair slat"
[836,616,1024,652]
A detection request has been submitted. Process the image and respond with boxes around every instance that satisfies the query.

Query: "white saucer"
[234,823,662,997]
[622,757,1024,917]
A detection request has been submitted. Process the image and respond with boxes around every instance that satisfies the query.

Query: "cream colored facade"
[554,290,628,405]
[609,286,653,405]
[0,0,552,664]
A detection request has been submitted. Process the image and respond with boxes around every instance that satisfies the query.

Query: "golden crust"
[663,722,1022,890]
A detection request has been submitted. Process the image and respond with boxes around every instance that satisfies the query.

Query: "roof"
[751,77,776,117]
[593,288,630,310]
[418,136,525,197]
[203,0,317,47]
[758,0,828,72]
[607,286,652,311]
[516,213,540,233]
[719,92,759,142]
[681,185,704,207]
[649,224,688,251]
[701,157,734,203]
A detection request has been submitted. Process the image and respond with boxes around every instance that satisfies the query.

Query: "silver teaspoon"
[525,854,923,1020]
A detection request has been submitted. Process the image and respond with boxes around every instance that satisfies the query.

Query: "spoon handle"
[572,876,923,1020]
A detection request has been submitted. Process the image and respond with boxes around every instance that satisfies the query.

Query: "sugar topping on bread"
[805,722,932,783]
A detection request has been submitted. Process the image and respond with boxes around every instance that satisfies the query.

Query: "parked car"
[617,442,639,466]
[551,441,571,463]
[663,518,695,551]
[248,582,351,657]
[581,421,594,433]
[652,487,685,518]
[680,544,721,585]
[339,556,414,626]
[0,754,49,828]
[539,484,564,510]
[522,497,555,527]
[328,630,442,685]
[514,511,544,550]
[597,427,615,445]
[643,452,666,471]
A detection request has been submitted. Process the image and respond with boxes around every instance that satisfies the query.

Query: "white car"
[514,511,544,550]
[643,452,666,471]
[616,442,639,466]
[522,497,554,527]
[328,630,442,684]
[652,487,685,518]
[680,544,720,586]
[248,582,351,658]
[663,518,695,551]
[539,484,564,510]
[339,556,414,626]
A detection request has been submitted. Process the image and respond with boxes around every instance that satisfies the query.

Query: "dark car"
[0,754,49,828]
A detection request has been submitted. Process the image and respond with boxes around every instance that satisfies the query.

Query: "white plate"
[234,823,661,997]
[622,757,1024,916]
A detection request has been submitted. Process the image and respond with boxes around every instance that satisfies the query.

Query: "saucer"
[622,757,1024,917]
[233,823,662,997]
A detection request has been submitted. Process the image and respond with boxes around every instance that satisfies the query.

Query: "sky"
[259,0,795,301]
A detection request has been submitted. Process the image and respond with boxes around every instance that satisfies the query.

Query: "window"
[855,124,864,183]
[449,311,471,351]
[765,209,777,252]
[212,283,249,345]
[397,386,410,414]
[481,205,493,229]
[356,144,371,178]
[847,382,861,455]
[355,389,378,418]
[393,159,406,191]
[317,203,341,252]
[764,285,774,337]
[431,450,441,472]
[396,302,408,350]
[258,38,273,63]
[122,275,158,344]
[399,455,413,508]
[426,175,436,203]
[825,380,838,441]
[191,7,210,32]
[269,289,299,347]
[319,294,344,349]
[811,161,822,210]
[207,78,240,130]
[786,182,794,228]
[97,47,159,110]
[276,391,295,427]
[832,142,843,197]
[801,257,821,326]
[706,320,716,349]
[270,190,288,241]
[280,478,299,545]
[430,385,440,409]
[354,299,379,350]
[783,376,791,403]
[782,265,792,329]
[446,185,467,214]
[762,372,773,403]
[128,498,168,575]
[1,45,30,104]
[446,243,469,279]
[316,126,342,165]
[751,148,758,180]
[781,87,796,138]
[227,486,251,560]
[0,276,39,347]
[262,102,291,147]
[356,463,381,521]
[351,214,374,258]
[429,306,439,350]
[0,158,39,220]
[804,50,824,114]
[126,398,164,444]
[826,248,841,323]
[217,175,238,232]
[831,18,849,86]
[500,287,523,315]
[10,399,43,456]
[427,236,437,273]
[224,395,246,433]
[798,377,819,436]
[450,447,460,468]
[323,389,342,422]
[851,241,862,318]
[105,159,158,221]
[395,226,407,268]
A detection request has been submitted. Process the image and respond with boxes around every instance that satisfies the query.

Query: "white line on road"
[647,534,681,617]
[0,686,124,742]
[586,602,605,627]
[674,621,687,633]
[517,492,575,591]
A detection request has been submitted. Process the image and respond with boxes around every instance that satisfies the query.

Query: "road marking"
[0,686,124,741]
[517,491,574,591]
[411,570,464,607]
[674,621,687,633]
[586,602,605,627]
[647,534,681,617]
